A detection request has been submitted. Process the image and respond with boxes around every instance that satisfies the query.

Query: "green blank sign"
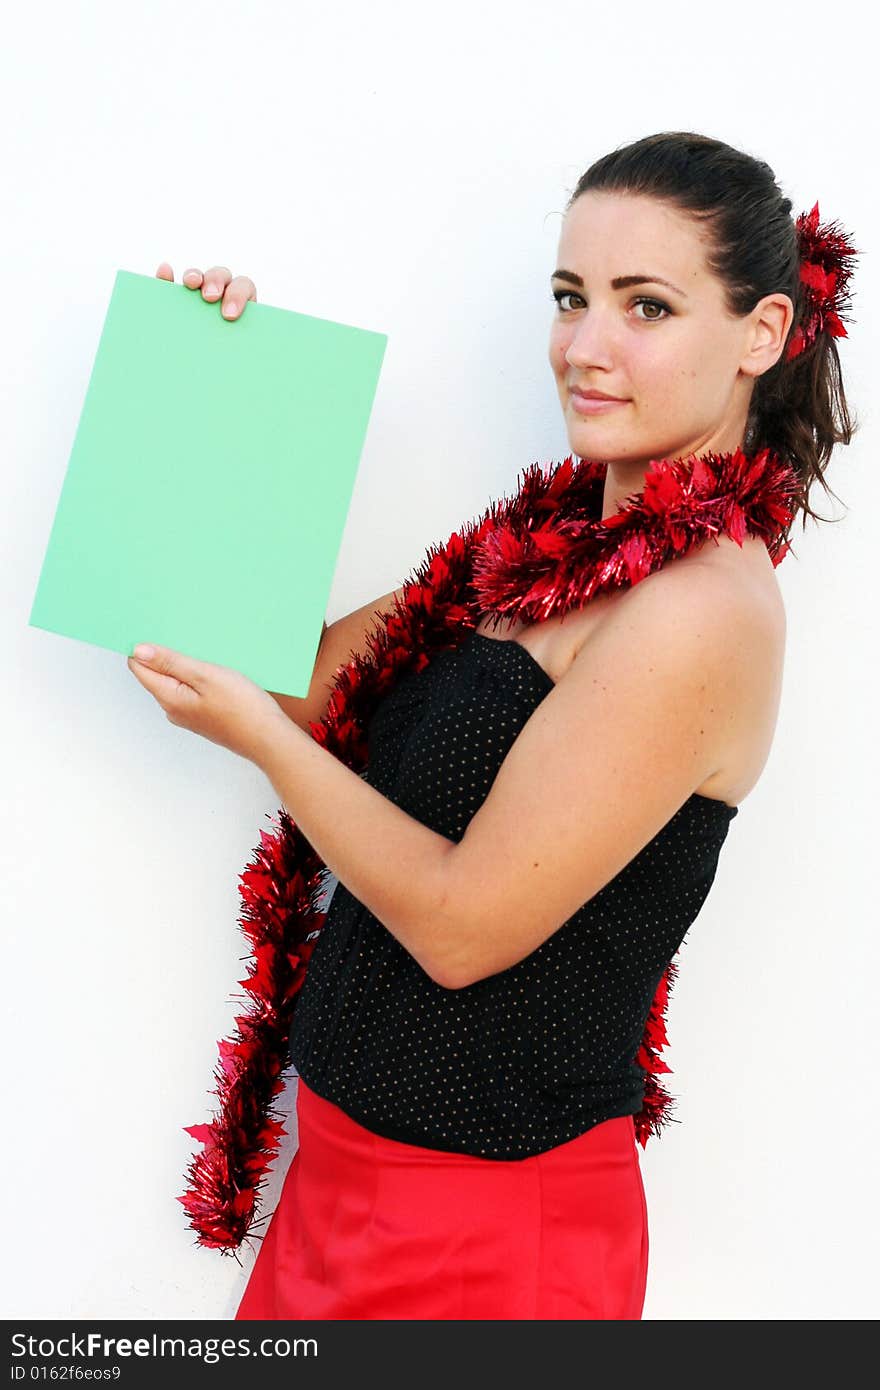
[29,269,388,696]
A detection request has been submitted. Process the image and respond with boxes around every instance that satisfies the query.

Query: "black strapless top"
[287,630,737,1158]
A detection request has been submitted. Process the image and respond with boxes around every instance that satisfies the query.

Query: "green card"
[29,269,388,696]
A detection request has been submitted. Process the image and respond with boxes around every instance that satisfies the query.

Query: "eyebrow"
[551,269,688,298]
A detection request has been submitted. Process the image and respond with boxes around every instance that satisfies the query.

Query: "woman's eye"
[551,290,584,312]
[551,289,671,321]
[632,296,671,321]
[550,289,583,311]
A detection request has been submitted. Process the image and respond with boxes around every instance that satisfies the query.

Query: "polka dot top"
[287,629,738,1158]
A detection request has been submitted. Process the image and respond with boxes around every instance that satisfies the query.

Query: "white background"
[2,0,876,1321]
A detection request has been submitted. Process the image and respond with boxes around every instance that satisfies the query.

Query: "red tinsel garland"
[786,201,859,361]
[180,445,801,1253]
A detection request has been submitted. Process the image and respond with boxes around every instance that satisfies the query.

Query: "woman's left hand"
[127,643,287,766]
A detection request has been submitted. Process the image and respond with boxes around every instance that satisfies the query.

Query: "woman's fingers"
[200,265,233,301]
[154,263,257,319]
[202,268,258,319]
[218,275,258,318]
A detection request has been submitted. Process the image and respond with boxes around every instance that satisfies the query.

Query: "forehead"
[558,191,709,279]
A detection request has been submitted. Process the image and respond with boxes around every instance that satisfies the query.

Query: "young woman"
[139,131,858,1319]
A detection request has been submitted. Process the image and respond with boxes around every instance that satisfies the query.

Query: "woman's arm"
[267,587,405,733]
[255,564,753,990]
[257,719,458,985]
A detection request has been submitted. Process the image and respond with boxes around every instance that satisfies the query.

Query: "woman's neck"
[599,440,747,520]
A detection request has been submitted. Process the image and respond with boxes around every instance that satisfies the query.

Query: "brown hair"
[564,131,860,533]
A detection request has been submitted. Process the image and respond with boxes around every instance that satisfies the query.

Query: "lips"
[570,387,628,402]
[569,390,630,417]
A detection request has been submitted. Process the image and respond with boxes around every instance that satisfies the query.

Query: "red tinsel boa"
[179,445,800,1253]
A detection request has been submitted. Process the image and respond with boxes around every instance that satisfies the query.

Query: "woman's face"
[548,191,792,469]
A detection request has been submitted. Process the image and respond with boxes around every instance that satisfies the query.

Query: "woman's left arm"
[126,641,458,985]
[430,566,759,988]
[258,723,461,979]
[251,568,742,992]
[127,562,751,993]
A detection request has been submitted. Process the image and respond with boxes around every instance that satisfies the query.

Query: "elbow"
[416,844,475,991]
[430,964,468,991]
[422,933,473,992]
[428,930,485,991]
[432,953,494,991]
[422,899,500,991]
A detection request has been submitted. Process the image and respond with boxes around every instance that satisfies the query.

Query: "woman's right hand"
[155,263,258,320]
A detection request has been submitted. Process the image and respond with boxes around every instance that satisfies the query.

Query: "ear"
[739,292,795,378]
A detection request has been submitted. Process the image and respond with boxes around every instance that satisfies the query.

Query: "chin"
[567,442,615,464]
[565,421,623,450]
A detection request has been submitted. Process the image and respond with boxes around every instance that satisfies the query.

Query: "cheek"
[548,322,571,368]
[628,338,690,391]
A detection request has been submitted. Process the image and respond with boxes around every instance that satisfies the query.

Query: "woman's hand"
[127,643,288,767]
[155,263,258,320]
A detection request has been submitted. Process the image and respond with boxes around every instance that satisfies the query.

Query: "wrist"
[253,702,303,775]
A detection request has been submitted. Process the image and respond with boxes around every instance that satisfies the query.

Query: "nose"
[562,311,617,372]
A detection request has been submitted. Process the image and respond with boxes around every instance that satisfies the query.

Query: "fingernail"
[133,644,156,660]
[223,300,238,317]
[205,283,219,297]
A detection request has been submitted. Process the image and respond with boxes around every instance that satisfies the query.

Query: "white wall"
[3,0,876,1321]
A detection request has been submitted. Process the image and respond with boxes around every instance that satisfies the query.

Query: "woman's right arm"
[267,587,406,733]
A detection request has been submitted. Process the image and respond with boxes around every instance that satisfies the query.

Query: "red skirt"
[235,1076,649,1320]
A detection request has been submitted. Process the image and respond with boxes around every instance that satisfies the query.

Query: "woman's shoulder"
[633,533,786,805]
[560,531,784,655]
[672,531,786,638]
[516,530,784,703]
[619,530,787,724]
[549,533,787,807]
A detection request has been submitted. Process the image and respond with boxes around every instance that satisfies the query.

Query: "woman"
[137,131,857,1318]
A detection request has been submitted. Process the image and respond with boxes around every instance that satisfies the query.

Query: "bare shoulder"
[566,532,782,643]
[638,532,785,631]
[618,533,786,804]
[522,532,786,806]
